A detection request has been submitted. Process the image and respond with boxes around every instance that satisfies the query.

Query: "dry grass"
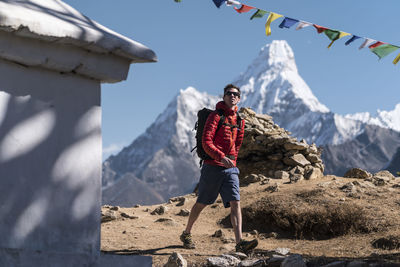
[221,184,395,240]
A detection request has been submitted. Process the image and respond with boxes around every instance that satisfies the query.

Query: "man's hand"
[221,156,234,168]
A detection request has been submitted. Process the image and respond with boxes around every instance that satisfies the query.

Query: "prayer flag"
[370,44,399,59]
[212,0,226,8]
[393,52,400,65]
[234,4,255,13]
[369,41,385,49]
[265,12,283,36]
[226,0,240,6]
[345,35,361,46]
[359,38,375,50]
[296,21,312,30]
[279,17,299,29]
[313,24,328,34]
[250,9,268,20]
[324,30,350,48]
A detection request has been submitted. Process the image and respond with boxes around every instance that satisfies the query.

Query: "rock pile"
[237,108,324,184]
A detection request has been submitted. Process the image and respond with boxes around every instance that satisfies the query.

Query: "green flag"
[324,29,340,41]
[250,9,268,20]
[371,44,399,59]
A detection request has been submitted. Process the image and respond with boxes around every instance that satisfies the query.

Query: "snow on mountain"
[102,87,219,203]
[235,40,366,145]
[345,103,400,132]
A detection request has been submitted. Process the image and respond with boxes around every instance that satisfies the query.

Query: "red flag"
[234,4,255,13]
[369,41,386,49]
[313,24,328,34]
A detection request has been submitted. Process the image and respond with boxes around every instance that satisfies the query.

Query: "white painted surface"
[0,0,157,63]
[0,58,102,264]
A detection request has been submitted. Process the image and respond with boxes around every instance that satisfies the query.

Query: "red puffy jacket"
[202,101,245,167]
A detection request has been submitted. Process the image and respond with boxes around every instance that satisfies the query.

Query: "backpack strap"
[215,109,225,134]
[221,111,242,131]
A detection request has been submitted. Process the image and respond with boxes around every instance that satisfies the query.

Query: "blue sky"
[64,0,400,159]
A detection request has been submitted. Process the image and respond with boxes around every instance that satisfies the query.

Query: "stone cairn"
[237,107,324,184]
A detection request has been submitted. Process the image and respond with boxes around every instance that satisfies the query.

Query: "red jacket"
[202,101,245,167]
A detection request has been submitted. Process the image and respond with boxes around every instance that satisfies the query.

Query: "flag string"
[175,0,400,65]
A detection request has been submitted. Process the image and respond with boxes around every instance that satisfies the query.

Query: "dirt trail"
[101,176,400,266]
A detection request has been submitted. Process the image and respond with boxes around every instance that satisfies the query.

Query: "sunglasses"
[224,91,240,97]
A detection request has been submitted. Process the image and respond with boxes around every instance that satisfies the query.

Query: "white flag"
[226,0,241,6]
[296,21,312,30]
[359,38,375,50]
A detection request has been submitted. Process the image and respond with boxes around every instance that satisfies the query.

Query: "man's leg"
[231,200,258,254]
[185,202,206,233]
[230,200,242,243]
[180,202,206,249]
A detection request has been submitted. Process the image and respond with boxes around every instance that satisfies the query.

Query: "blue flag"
[279,17,299,29]
[345,35,361,46]
[212,0,226,8]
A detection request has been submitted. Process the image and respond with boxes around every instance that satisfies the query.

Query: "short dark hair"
[223,84,241,95]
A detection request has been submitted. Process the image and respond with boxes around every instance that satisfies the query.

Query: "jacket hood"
[216,101,238,115]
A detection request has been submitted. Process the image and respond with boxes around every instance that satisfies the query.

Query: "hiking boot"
[180,231,196,249]
[235,238,258,254]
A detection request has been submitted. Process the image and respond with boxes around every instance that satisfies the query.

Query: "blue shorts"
[196,164,240,208]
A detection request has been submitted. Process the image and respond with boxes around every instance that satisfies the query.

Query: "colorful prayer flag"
[393,52,400,65]
[313,24,328,34]
[359,38,375,50]
[250,9,268,20]
[212,0,226,8]
[265,12,283,36]
[324,30,350,48]
[296,21,312,30]
[279,17,299,29]
[370,44,399,59]
[234,4,255,13]
[369,41,385,49]
[345,35,361,46]
[226,0,240,6]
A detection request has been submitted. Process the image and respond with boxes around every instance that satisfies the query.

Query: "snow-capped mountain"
[102,88,219,203]
[103,40,400,206]
[234,40,368,146]
[345,103,400,132]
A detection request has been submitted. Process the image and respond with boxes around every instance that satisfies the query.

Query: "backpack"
[191,107,242,166]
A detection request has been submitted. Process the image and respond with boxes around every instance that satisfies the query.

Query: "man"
[180,84,258,254]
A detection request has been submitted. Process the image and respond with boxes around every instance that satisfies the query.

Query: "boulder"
[304,166,323,180]
[290,173,304,183]
[164,252,187,267]
[274,171,289,179]
[283,154,311,167]
[306,153,322,163]
[177,209,190,216]
[101,210,117,223]
[207,254,241,267]
[283,141,308,151]
[343,168,371,179]
[151,205,168,215]
[241,174,261,185]
[238,259,265,267]
[374,170,395,180]
[281,254,306,267]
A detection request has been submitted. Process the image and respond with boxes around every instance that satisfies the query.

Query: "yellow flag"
[393,52,400,65]
[339,32,351,39]
[265,12,283,36]
[327,31,350,49]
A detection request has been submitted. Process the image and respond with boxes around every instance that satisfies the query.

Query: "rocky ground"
[101,170,400,266]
